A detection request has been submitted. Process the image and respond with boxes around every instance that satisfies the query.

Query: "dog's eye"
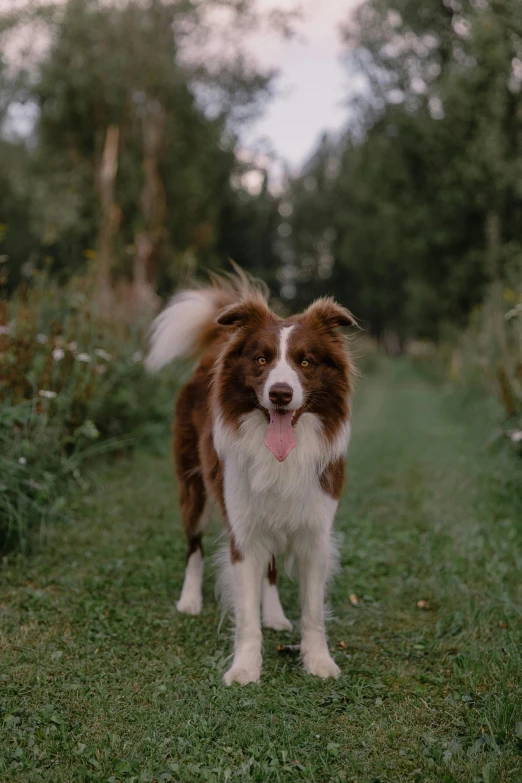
[256,356,266,365]
[301,359,310,367]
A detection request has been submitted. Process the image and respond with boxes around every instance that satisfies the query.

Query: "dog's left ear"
[303,297,357,330]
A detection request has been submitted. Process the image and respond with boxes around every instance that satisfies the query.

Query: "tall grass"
[453,273,522,450]
[1,274,176,553]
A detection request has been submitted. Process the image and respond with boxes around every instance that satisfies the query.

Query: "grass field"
[1,359,521,782]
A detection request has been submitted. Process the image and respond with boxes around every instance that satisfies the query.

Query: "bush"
[0,274,178,553]
[452,274,522,453]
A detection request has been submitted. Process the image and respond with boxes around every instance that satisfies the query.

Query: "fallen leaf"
[417,600,430,610]
[337,640,347,649]
[349,593,359,606]
[498,621,509,629]
[277,643,300,655]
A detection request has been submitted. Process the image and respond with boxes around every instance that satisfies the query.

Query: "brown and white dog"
[146,273,355,685]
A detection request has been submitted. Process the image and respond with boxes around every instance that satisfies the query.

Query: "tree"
[1,0,292,306]
[286,0,522,342]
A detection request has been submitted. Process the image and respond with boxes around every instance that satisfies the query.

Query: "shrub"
[453,274,522,453]
[0,274,178,553]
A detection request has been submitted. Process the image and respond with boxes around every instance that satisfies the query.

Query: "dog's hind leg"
[174,396,208,615]
[262,556,292,631]
[176,472,210,615]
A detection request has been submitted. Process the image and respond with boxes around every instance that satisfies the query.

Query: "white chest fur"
[213,409,350,555]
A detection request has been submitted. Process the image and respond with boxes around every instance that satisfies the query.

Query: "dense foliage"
[0,0,284,304]
[286,0,522,346]
[2,0,521,342]
[0,275,179,553]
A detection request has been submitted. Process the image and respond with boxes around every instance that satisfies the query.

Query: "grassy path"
[1,359,521,782]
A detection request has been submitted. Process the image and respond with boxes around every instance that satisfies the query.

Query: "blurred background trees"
[1,0,521,349]
[0,0,284,311]
[287,0,522,349]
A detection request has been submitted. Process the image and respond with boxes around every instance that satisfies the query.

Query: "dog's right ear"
[216,294,272,329]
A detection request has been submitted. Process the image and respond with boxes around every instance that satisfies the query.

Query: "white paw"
[262,613,293,632]
[176,593,202,615]
[303,653,341,679]
[223,665,261,686]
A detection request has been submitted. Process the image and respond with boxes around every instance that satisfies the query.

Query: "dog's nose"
[269,383,293,406]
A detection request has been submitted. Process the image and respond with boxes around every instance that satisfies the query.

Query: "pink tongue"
[264,410,296,462]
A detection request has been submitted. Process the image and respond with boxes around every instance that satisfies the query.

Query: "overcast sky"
[242,0,362,171]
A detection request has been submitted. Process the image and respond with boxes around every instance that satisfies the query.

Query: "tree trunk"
[132,99,165,317]
[96,125,120,315]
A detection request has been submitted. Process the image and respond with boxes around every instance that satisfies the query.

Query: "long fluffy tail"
[145,269,265,372]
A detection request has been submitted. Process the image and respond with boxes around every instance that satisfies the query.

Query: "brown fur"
[267,555,278,585]
[319,458,345,500]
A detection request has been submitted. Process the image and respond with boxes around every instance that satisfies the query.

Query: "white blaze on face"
[262,325,304,411]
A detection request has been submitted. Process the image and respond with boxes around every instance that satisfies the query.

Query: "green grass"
[1,359,521,782]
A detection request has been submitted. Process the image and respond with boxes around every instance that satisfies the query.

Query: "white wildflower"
[510,430,522,443]
[36,334,48,344]
[76,420,100,440]
[18,457,27,465]
[68,341,78,352]
[77,353,92,363]
[0,325,9,335]
[94,348,112,361]
[132,350,143,363]
[39,390,57,399]
[52,347,65,361]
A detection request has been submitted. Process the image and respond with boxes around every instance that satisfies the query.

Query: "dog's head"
[214,294,355,461]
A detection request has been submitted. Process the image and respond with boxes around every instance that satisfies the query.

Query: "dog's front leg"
[224,551,264,686]
[298,540,340,679]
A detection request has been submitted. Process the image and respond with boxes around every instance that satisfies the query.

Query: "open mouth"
[263,407,299,462]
